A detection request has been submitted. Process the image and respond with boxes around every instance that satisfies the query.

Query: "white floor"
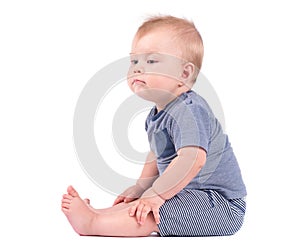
[2,221,293,249]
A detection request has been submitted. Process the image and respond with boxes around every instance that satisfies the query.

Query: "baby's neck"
[155,91,186,113]
[154,86,191,112]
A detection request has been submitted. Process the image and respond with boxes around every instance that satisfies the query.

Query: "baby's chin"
[134,89,156,102]
[134,88,177,105]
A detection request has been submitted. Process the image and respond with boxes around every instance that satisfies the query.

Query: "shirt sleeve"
[168,103,211,153]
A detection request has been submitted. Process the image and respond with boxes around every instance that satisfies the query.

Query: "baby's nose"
[133,66,144,74]
[134,69,141,73]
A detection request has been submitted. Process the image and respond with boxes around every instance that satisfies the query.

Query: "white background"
[1,0,299,248]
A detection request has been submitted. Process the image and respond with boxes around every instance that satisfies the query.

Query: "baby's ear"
[181,62,195,82]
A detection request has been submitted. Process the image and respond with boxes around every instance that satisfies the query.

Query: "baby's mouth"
[132,79,146,86]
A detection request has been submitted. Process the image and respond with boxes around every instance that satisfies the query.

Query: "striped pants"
[157,189,246,237]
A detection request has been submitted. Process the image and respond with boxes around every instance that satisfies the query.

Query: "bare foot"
[84,198,90,205]
[83,198,102,213]
[61,186,98,235]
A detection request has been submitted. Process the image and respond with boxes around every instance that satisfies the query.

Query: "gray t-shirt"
[145,90,247,199]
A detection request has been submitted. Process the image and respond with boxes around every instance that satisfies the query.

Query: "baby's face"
[127,29,187,104]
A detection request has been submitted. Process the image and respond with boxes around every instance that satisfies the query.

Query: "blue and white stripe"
[157,189,246,237]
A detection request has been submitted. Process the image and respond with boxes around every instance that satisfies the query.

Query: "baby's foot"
[84,198,90,205]
[83,198,100,213]
[61,186,98,235]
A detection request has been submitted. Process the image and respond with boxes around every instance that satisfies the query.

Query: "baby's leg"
[84,198,133,214]
[61,186,159,237]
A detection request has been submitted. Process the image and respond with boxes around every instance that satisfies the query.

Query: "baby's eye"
[131,59,138,65]
[147,59,158,64]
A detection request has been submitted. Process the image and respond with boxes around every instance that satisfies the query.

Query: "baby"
[61,15,247,237]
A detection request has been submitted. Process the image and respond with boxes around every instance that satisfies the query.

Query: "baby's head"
[134,15,204,76]
[128,15,204,105]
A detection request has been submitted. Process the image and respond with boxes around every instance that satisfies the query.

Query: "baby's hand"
[129,188,165,225]
[113,184,145,206]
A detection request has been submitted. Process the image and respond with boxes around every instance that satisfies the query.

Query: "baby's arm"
[136,150,159,190]
[113,151,159,205]
[152,146,206,200]
[129,146,206,224]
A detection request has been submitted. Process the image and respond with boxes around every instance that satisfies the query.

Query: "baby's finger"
[136,203,144,222]
[84,198,90,205]
[125,191,140,203]
[124,196,135,203]
[139,206,151,225]
[129,202,138,216]
[152,208,160,224]
[113,196,124,206]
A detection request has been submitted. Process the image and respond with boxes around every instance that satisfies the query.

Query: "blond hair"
[135,15,204,80]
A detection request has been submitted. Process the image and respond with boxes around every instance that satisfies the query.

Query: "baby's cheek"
[127,69,134,80]
[147,63,181,80]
